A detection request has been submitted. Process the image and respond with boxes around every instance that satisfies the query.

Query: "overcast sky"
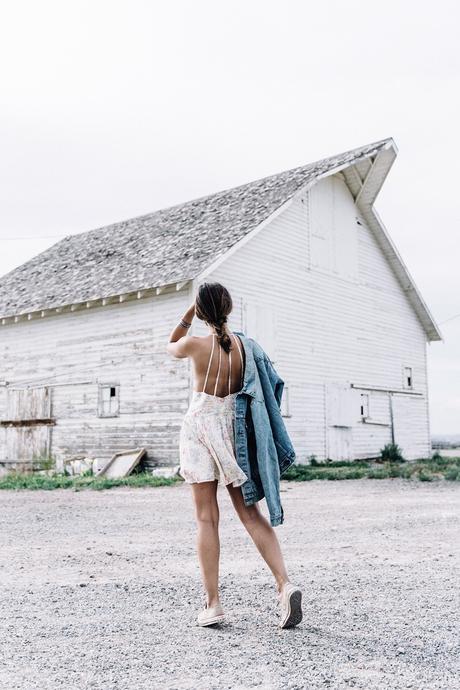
[1,0,459,434]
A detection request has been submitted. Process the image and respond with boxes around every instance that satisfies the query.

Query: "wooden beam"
[351,383,422,396]
[347,166,364,199]
[0,418,56,428]
[355,159,377,205]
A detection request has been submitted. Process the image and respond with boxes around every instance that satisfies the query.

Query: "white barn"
[0,139,441,471]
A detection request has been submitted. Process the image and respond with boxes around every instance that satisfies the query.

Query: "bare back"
[191,333,245,397]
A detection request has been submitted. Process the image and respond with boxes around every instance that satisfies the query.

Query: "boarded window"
[327,383,355,427]
[1,386,52,464]
[4,386,51,421]
[98,384,120,417]
[309,178,333,271]
[309,176,358,279]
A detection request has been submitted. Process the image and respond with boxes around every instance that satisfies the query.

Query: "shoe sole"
[197,614,225,627]
[279,589,303,628]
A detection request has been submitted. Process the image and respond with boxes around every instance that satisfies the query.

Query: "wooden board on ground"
[150,465,180,479]
[97,448,146,479]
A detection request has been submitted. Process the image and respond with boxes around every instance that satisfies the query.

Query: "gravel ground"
[0,480,459,690]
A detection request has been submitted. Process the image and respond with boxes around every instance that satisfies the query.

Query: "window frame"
[360,393,370,420]
[403,366,413,390]
[97,383,120,418]
[281,385,291,418]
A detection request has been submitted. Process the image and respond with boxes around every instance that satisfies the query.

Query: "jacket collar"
[233,331,257,398]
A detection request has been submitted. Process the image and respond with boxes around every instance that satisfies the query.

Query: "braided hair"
[195,282,233,353]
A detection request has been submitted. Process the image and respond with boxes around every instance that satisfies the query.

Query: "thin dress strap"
[213,340,222,396]
[228,346,232,394]
[231,333,245,388]
[202,335,215,393]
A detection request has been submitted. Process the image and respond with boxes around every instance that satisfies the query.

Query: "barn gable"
[200,174,433,460]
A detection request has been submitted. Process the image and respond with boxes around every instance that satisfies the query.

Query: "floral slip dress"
[179,333,249,487]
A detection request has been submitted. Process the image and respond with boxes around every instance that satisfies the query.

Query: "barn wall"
[0,289,190,468]
[205,174,430,461]
[0,174,432,468]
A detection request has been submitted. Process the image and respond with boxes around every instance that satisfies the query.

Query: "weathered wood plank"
[0,291,190,466]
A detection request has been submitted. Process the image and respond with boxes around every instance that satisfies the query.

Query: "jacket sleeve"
[263,355,284,408]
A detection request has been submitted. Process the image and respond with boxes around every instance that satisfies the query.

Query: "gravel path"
[0,480,459,690]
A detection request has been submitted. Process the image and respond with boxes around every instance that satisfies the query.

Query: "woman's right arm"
[166,303,197,359]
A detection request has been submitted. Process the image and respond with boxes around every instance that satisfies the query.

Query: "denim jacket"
[232,332,296,527]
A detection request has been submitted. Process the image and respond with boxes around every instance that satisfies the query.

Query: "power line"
[439,312,460,326]
[1,235,68,240]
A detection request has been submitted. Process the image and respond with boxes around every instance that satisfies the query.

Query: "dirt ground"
[0,480,459,690]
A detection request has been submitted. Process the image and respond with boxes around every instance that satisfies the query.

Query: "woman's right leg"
[190,480,221,607]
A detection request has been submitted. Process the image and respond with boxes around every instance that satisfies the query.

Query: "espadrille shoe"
[197,602,225,627]
[278,582,303,629]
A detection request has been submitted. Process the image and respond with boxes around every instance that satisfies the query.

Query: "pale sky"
[0,0,459,434]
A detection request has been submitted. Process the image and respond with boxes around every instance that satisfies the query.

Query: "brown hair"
[195,282,233,353]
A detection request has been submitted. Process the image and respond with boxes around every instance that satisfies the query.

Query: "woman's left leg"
[226,483,290,594]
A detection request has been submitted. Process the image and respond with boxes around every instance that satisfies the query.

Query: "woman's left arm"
[166,303,197,358]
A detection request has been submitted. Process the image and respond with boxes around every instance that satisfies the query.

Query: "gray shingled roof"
[0,139,391,318]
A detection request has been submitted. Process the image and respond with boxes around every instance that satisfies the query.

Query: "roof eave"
[0,280,192,325]
[354,144,442,342]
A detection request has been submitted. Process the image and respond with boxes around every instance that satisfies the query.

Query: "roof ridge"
[65,137,393,242]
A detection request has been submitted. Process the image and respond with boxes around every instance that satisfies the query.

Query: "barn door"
[391,394,428,460]
[326,383,354,461]
[1,387,52,466]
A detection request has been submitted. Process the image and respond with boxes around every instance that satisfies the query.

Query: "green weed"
[0,473,182,491]
[380,443,405,463]
[283,457,460,483]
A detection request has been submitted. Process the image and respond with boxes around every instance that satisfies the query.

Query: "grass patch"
[0,472,182,491]
[444,466,460,481]
[282,457,460,482]
[2,456,460,490]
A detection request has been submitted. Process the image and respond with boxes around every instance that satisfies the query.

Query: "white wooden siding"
[206,174,430,460]
[0,289,190,467]
[243,301,277,362]
[0,173,432,467]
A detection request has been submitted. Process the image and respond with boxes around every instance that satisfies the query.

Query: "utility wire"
[439,312,460,326]
[1,235,69,240]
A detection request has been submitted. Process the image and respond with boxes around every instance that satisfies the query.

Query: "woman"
[167,282,302,628]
